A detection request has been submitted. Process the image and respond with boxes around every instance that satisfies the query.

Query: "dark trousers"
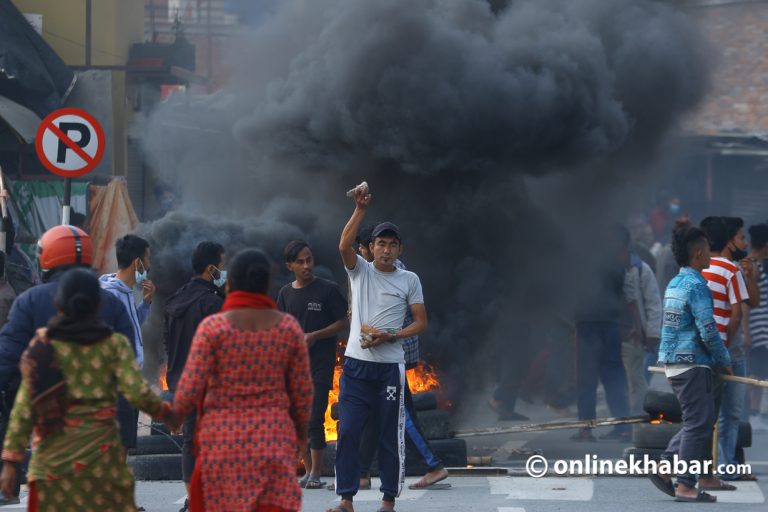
[116,394,139,449]
[576,321,630,433]
[359,379,442,477]
[662,367,715,488]
[181,410,196,483]
[309,383,332,450]
[335,358,405,500]
[493,332,532,411]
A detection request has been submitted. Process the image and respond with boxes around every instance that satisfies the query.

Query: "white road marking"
[709,482,765,504]
[489,476,594,501]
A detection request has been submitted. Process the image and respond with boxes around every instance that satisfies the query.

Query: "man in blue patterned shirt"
[649,222,732,503]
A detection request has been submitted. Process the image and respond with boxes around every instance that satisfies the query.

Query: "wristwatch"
[386,328,398,343]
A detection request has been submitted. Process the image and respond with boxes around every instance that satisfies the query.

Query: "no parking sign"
[35,108,105,178]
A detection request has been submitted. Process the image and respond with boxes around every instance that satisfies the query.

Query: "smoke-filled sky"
[140,0,709,398]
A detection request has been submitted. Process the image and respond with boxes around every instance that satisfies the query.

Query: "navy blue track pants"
[335,357,405,499]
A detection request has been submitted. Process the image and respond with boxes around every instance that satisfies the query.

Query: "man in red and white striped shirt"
[699,216,759,489]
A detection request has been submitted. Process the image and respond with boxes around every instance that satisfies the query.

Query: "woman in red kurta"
[173,249,313,512]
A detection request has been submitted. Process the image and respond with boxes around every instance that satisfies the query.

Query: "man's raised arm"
[339,184,371,270]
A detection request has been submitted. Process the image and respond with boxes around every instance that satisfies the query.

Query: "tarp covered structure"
[0,0,76,118]
[6,177,138,275]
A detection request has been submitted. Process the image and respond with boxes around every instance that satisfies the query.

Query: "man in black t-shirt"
[277,240,348,489]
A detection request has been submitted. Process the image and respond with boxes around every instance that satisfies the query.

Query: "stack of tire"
[321,391,467,476]
[128,391,184,481]
[624,390,752,466]
[128,423,184,481]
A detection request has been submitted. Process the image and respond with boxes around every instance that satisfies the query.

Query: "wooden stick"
[648,366,768,388]
[454,415,649,438]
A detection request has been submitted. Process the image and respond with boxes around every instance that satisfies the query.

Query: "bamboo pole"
[454,415,649,438]
[648,366,768,388]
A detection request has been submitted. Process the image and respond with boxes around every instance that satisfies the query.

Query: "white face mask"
[212,266,227,288]
[135,259,147,286]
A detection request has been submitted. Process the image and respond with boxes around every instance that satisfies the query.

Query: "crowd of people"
[0,183,766,510]
[0,183,439,512]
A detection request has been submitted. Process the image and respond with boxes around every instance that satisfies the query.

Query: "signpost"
[35,108,104,224]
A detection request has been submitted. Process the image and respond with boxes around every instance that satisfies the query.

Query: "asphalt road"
[4,373,764,512]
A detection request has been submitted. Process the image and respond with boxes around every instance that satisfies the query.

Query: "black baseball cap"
[372,222,401,241]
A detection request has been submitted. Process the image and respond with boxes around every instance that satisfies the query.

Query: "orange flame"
[158,365,169,391]
[323,358,445,442]
[650,413,670,425]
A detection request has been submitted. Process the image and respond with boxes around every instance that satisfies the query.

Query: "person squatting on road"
[0,269,177,511]
[0,226,137,506]
[277,240,348,490]
[171,249,313,512]
[649,221,733,503]
[331,184,428,512]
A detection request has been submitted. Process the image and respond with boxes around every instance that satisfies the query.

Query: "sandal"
[675,490,716,502]
[648,474,675,497]
[305,475,327,489]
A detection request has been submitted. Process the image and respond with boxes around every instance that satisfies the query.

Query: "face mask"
[731,247,748,262]
[135,260,147,286]
[212,266,227,288]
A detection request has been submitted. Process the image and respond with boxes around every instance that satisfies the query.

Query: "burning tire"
[632,422,681,449]
[412,392,438,411]
[643,390,682,423]
[128,454,182,481]
[415,410,452,440]
[405,438,467,475]
[129,435,184,456]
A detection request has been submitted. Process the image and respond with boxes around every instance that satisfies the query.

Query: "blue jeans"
[718,359,746,479]
[576,322,630,433]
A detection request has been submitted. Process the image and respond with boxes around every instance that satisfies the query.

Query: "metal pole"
[455,414,649,438]
[85,0,92,67]
[62,178,72,225]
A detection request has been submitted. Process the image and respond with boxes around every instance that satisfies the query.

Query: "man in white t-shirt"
[330,186,428,512]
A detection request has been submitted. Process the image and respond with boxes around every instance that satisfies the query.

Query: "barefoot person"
[0,269,176,511]
[649,222,733,503]
[331,183,428,512]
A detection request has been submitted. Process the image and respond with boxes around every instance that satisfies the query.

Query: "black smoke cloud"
[140,0,709,401]
[233,0,707,175]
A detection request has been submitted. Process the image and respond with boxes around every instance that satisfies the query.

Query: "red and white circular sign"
[35,108,105,178]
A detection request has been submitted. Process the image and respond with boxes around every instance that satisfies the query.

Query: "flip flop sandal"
[305,476,327,489]
[648,474,675,497]
[700,482,737,491]
[298,474,310,488]
[675,490,716,502]
[408,474,449,490]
